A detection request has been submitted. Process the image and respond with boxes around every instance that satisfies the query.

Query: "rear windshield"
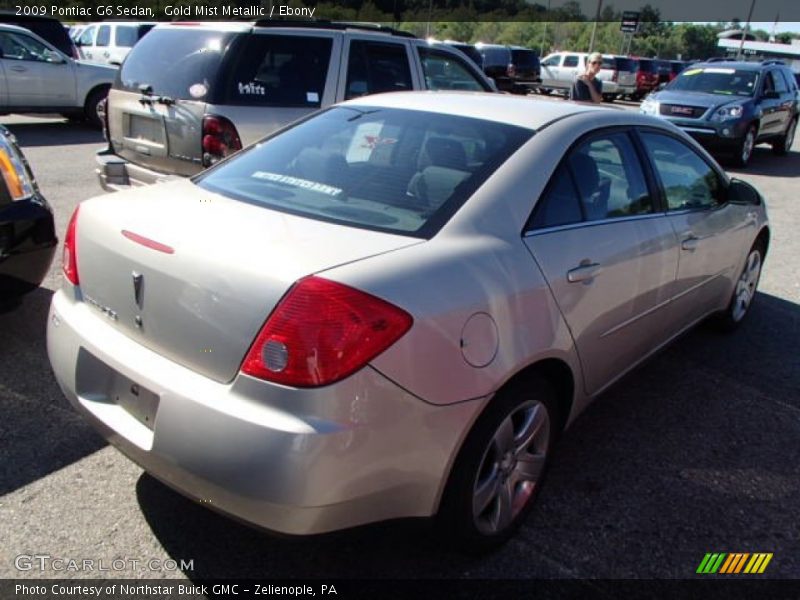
[668,67,759,96]
[614,57,635,71]
[480,47,510,67]
[117,28,235,99]
[511,49,539,68]
[196,106,532,238]
[637,59,655,72]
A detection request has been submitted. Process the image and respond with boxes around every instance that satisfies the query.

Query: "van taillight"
[506,64,516,78]
[612,70,618,82]
[202,115,242,167]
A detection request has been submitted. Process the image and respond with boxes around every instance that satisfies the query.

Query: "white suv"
[539,52,636,101]
[75,21,154,66]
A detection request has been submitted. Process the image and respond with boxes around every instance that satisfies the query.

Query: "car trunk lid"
[75,179,421,383]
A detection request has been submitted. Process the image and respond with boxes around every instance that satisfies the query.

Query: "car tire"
[712,241,765,332]
[438,376,558,554]
[83,86,109,130]
[538,88,552,95]
[772,117,796,156]
[733,124,757,168]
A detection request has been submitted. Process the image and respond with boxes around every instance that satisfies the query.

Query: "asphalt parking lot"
[0,105,798,584]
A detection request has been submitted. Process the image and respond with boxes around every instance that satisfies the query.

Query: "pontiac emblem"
[132,271,144,308]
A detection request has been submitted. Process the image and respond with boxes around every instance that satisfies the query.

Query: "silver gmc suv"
[97,20,496,192]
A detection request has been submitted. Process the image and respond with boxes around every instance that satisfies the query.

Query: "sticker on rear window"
[189,83,208,98]
[306,92,319,103]
[251,171,343,197]
[238,82,266,96]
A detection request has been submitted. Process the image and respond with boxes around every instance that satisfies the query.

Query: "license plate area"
[125,113,165,146]
[76,348,160,431]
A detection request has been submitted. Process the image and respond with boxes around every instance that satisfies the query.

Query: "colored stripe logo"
[697,553,773,574]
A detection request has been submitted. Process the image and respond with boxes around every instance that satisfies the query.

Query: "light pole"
[540,0,551,56]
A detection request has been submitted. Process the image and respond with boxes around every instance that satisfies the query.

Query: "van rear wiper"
[136,83,176,107]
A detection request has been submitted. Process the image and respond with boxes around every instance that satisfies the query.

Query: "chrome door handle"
[681,236,699,252]
[567,262,602,283]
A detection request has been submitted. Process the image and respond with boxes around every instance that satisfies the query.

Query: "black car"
[0,125,56,306]
[475,44,541,94]
[641,59,799,167]
[0,11,78,58]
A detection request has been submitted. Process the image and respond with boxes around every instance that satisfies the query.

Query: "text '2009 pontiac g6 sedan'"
[47,92,769,552]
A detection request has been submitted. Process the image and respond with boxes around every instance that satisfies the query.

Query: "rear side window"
[563,55,579,67]
[418,47,490,92]
[223,34,332,107]
[95,25,110,47]
[115,26,138,48]
[530,165,583,229]
[480,47,510,67]
[196,106,532,238]
[345,41,412,100]
[118,28,235,99]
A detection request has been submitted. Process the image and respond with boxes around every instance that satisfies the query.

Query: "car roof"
[342,91,612,131]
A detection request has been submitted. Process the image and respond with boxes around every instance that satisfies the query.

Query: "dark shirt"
[570,77,602,102]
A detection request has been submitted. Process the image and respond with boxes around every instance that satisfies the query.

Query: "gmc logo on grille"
[671,106,694,115]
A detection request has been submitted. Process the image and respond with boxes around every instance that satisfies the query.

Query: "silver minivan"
[97,21,495,192]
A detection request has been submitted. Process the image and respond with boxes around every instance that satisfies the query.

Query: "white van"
[75,21,154,66]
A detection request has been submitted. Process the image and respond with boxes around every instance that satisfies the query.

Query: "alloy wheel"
[731,249,762,323]
[472,399,550,535]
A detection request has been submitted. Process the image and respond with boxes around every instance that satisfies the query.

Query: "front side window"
[563,55,579,67]
[196,107,531,238]
[78,25,95,47]
[0,32,51,62]
[345,40,412,100]
[771,70,788,93]
[418,47,489,92]
[640,132,723,211]
[223,34,332,107]
[541,55,560,67]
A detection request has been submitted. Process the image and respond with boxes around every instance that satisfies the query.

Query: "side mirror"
[44,50,65,64]
[728,178,761,205]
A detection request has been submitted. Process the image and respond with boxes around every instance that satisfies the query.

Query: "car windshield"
[195,106,532,238]
[667,67,759,96]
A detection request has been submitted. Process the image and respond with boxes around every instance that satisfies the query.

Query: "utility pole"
[588,0,603,52]
[737,0,756,60]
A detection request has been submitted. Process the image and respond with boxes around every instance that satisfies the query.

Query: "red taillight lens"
[62,205,80,286]
[202,115,242,167]
[506,64,516,78]
[612,70,618,82]
[241,276,413,388]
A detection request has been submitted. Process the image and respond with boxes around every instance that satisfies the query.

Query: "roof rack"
[760,59,785,66]
[252,19,416,38]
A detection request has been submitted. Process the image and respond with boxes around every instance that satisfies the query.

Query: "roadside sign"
[621,11,640,33]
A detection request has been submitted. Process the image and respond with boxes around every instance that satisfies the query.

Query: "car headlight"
[710,105,744,122]
[0,132,34,201]
[640,98,660,116]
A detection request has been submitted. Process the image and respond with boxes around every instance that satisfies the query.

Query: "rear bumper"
[95,149,179,192]
[47,290,484,535]
[0,196,57,299]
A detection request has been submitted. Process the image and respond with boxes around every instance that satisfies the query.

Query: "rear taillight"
[506,64,516,78]
[241,276,413,388]
[612,70,618,82]
[99,97,109,141]
[202,115,242,168]
[62,205,80,286]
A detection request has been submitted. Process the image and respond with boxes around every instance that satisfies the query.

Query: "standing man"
[570,53,603,103]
